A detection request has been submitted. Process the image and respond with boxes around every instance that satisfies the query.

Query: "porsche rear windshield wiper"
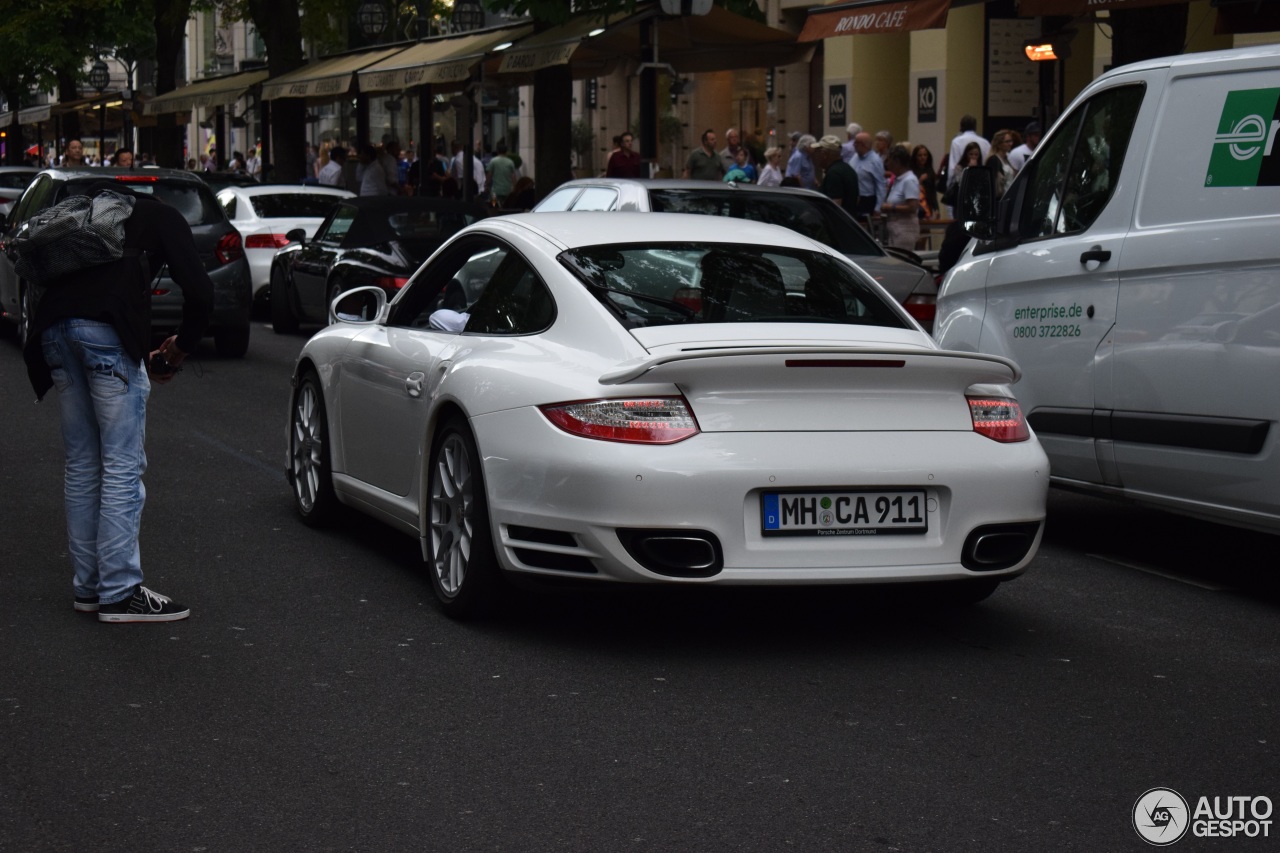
[587,284,697,319]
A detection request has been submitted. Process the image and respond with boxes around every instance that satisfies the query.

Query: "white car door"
[976,80,1150,485]
[335,236,518,499]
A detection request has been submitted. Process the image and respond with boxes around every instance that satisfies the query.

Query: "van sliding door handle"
[1080,247,1112,265]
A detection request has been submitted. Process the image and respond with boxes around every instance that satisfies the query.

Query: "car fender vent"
[511,548,597,574]
[507,525,577,548]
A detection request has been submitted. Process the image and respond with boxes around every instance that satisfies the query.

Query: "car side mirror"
[285,227,306,244]
[331,285,388,325]
[957,166,996,241]
[0,213,8,233]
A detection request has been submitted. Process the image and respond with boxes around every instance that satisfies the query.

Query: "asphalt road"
[1,321,1277,852]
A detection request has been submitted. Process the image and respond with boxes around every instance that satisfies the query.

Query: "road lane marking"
[1087,553,1232,591]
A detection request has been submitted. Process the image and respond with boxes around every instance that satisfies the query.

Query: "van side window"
[1020,84,1144,239]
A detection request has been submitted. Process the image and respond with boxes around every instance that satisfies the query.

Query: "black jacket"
[23,189,215,399]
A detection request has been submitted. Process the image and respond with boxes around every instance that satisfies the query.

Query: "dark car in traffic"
[268,196,493,333]
[0,168,253,356]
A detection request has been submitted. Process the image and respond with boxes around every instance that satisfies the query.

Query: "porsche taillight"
[540,397,700,444]
[967,396,1030,442]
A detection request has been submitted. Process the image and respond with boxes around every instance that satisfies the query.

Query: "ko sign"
[918,77,938,123]
[829,85,847,127]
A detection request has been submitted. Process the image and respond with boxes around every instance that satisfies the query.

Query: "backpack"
[10,190,136,286]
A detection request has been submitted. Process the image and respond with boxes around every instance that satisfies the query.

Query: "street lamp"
[357,1,389,40]
[451,0,485,32]
[90,58,110,165]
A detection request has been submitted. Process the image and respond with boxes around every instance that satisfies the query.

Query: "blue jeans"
[41,319,151,606]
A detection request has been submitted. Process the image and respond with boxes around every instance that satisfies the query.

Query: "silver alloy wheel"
[430,433,474,598]
[291,380,325,512]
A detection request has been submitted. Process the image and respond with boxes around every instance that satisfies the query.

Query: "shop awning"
[1017,0,1186,14]
[495,11,634,75]
[262,44,410,101]
[356,24,533,94]
[19,104,52,124]
[143,69,269,116]
[799,0,951,41]
[490,6,812,81]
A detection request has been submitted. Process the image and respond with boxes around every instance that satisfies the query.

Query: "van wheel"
[214,325,250,357]
[271,269,300,334]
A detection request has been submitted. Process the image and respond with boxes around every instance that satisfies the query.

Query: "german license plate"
[761,490,928,537]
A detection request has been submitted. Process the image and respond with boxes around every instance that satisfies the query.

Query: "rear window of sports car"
[250,193,344,219]
[559,243,908,330]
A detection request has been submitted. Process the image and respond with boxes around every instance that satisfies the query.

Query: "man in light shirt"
[1009,121,1041,171]
[947,115,990,188]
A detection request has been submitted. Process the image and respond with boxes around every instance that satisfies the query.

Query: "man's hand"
[148,335,187,384]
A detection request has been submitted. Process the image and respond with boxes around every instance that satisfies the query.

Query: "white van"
[935,44,1280,534]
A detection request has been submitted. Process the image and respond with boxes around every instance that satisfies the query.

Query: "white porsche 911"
[287,212,1049,617]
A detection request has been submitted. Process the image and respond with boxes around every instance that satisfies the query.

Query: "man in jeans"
[23,180,214,622]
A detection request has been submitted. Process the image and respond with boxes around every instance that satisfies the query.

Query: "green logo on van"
[1206,88,1280,187]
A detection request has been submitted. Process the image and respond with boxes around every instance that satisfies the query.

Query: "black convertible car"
[269,196,493,333]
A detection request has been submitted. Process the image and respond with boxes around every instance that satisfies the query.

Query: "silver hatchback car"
[535,178,937,331]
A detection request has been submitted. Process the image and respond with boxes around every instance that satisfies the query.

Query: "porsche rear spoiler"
[598,346,1020,386]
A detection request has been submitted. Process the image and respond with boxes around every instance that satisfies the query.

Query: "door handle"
[1080,247,1112,265]
[405,372,425,398]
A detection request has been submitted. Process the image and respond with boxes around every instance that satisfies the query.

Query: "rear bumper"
[150,258,252,333]
[471,407,1050,584]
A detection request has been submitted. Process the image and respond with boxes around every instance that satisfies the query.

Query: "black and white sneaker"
[74,596,99,613]
[98,586,190,623]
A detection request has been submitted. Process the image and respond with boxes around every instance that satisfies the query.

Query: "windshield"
[559,242,908,330]
[648,189,884,257]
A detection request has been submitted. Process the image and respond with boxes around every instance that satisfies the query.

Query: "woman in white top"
[880,146,920,251]
[756,147,784,187]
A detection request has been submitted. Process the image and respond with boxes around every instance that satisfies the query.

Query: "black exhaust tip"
[617,528,724,578]
[962,522,1042,571]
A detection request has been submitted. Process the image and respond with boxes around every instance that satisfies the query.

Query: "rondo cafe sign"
[799,0,951,42]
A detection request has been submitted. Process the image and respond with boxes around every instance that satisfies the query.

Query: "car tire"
[214,325,250,357]
[289,371,338,527]
[270,268,300,335]
[427,419,503,619]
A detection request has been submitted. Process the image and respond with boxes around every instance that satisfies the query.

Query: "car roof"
[336,196,495,246]
[547,177,835,202]
[44,166,207,185]
[496,211,825,252]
